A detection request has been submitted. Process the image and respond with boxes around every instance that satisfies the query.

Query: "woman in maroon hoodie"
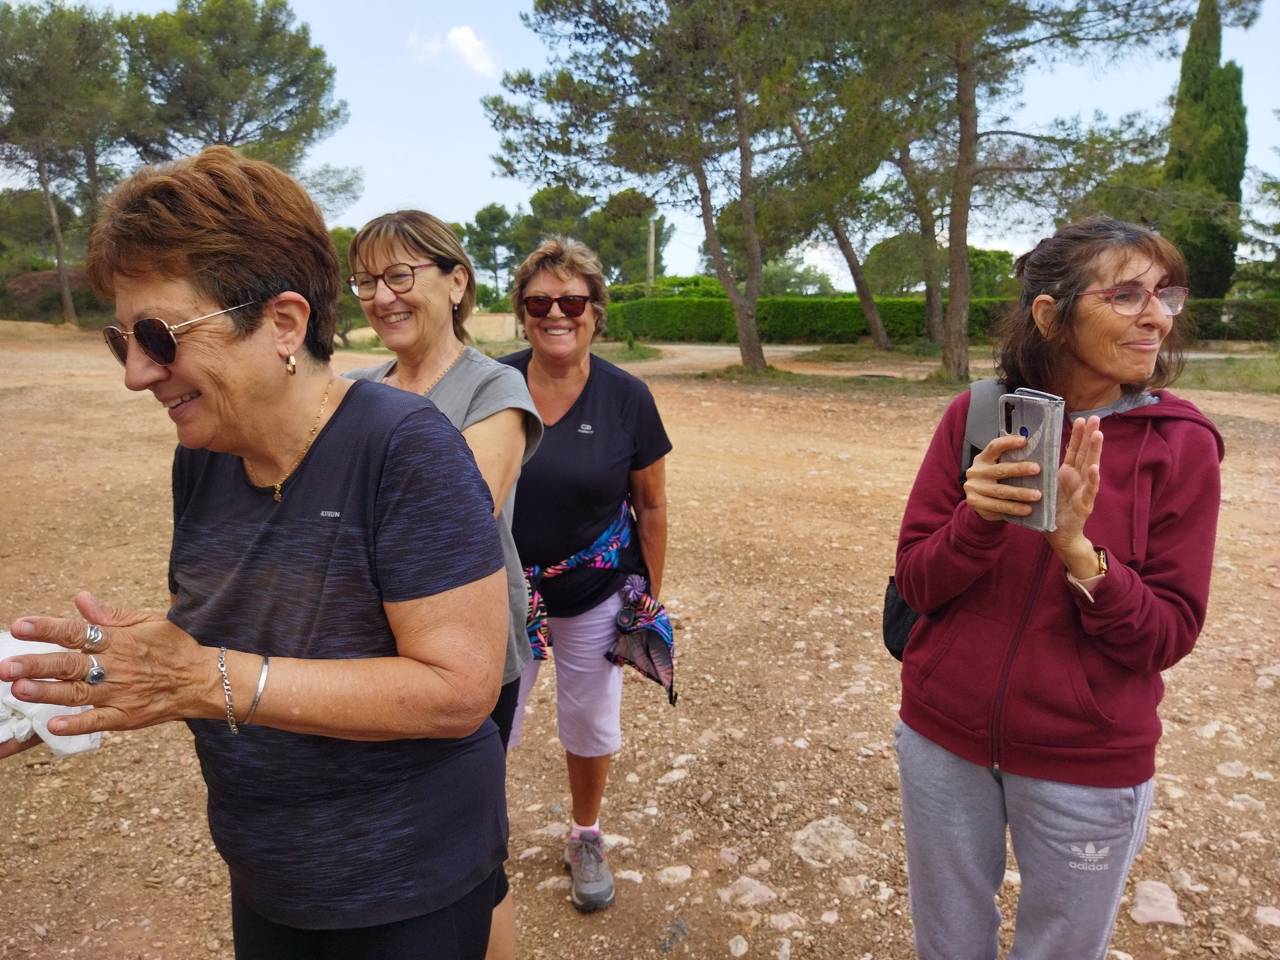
[894,217,1223,960]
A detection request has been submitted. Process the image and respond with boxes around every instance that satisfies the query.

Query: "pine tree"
[1164,0,1248,297]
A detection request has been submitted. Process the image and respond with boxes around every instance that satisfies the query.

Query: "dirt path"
[1,321,1277,960]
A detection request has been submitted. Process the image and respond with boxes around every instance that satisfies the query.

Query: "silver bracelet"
[242,656,270,726]
[217,647,239,735]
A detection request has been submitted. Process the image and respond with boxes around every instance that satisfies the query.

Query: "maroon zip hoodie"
[896,389,1223,787]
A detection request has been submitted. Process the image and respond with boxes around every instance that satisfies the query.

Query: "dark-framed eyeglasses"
[348,262,439,300]
[522,295,591,319]
[102,301,257,366]
[1077,285,1189,318]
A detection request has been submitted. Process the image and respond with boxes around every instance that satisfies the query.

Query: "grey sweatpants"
[895,722,1154,960]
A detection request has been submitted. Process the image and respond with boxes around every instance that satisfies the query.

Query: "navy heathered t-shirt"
[167,379,507,930]
[500,351,671,617]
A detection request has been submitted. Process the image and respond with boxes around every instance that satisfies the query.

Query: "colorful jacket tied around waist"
[524,501,677,705]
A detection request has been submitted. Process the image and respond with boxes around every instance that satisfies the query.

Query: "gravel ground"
[1,321,1277,960]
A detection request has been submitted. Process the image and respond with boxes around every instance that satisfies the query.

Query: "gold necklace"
[245,376,334,503]
[386,343,465,396]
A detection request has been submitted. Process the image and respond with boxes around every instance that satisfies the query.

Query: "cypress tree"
[1163,0,1248,297]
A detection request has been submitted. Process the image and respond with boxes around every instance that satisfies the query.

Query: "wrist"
[1061,538,1102,580]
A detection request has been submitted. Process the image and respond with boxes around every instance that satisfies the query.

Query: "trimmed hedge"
[1184,300,1280,341]
[608,295,1280,343]
[608,296,1016,343]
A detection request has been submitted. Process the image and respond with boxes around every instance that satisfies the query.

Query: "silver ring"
[83,624,105,652]
[84,655,106,686]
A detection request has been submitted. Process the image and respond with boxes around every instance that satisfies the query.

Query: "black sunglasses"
[102,301,256,366]
[522,295,591,319]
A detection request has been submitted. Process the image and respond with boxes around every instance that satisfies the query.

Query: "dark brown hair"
[348,210,476,341]
[87,146,339,361]
[511,236,609,337]
[996,216,1187,395]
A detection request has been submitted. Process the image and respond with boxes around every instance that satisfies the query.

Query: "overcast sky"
[86,0,1280,282]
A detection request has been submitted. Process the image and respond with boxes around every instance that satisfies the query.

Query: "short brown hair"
[996,216,1187,396]
[348,210,477,341]
[511,236,609,337]
[87,146,339,361]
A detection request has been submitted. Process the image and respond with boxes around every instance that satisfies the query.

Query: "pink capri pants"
[508,592,623,757]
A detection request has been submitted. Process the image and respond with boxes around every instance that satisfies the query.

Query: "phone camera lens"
[1019,427,1029,438]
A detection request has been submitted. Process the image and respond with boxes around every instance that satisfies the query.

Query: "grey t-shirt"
[347,347,544,684]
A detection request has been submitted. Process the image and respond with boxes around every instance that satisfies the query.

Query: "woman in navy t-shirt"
[502,237,671,915]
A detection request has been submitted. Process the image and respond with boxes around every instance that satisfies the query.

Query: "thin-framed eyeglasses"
[1076,285,1189,318]
[102,301,257,366]
[348,262,439,300]
[522,295,591,319]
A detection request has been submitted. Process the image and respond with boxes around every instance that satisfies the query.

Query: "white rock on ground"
[718,875,778,909]
[821,911,839,924]
[776,939,792,960]
[533,822,569,840]
[536,877,570,891]
[1129,880,1186,926]
[658,768,688,785]
[1226,931,1258,955]
[768,912,804,932]
[729,934,749,957]
[616,870,644,884]
[517,846,543,861]
[1254,905,1280,927]
[1227,794,1266,813]
[657,865,692,886]
[1217,760,1249,778]
[791,816,873,870]
[1172,868,1208,893]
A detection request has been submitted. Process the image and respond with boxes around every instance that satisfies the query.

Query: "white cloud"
[406,25,498,79]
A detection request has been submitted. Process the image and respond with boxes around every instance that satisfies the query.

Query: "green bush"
[1184,299,1280,341]
[607,295,1280,343]
[610,275,730,302]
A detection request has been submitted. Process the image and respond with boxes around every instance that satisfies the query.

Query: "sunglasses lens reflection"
[103,328,129,365]
[134,319,177,365]
[559,297,589,318]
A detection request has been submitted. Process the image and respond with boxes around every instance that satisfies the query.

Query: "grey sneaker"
[564,831,615,912]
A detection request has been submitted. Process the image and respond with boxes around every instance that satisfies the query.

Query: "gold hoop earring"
[286,355,297,376]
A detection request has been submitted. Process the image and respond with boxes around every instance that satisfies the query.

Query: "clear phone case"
[997,388,1065,532]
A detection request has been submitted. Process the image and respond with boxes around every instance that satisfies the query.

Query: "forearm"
[636,505,667,598]
[216,648,501,740]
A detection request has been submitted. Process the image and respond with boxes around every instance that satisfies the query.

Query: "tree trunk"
[894,146,944,342]
[830,222,891,350]
[692,160,766,372]
[943,36,978,381]
[82,139,102,234]
[37,148,78,327]
[731,76,767,372]
[788,113,891,349]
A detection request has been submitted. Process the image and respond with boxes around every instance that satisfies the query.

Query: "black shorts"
[231,867,508,960]
[490,676,521,751]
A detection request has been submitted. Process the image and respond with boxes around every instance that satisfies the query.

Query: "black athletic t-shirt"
[500,350,671,617]
[167,379,507,930]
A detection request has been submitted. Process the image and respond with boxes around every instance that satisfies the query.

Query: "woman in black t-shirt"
[501,237,671,915]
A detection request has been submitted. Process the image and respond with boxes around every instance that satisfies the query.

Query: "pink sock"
[570,820,600,839]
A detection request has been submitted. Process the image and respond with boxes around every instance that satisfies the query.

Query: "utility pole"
[646,217,656,293]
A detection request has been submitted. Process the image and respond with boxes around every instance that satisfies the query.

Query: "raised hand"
[1046,416,1104,560]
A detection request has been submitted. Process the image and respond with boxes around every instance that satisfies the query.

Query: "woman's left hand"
[1,592,210,737]
[1045,416,1104,561]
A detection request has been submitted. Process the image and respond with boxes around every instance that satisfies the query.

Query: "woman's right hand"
[963,434,1043,522]
[2,592,212,738]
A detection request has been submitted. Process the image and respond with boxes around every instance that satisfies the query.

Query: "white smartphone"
[997,388,1065,532]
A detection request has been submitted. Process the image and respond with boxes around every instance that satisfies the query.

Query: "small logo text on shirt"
[320,510,341,518]
[577,423,594,435]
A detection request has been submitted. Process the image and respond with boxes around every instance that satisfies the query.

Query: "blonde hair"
[511,236,609,336]
[348,210,477,341]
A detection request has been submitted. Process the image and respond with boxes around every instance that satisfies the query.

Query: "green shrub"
[607,295,1280,343]
[1184,299,1280,341]
[610,275,730,302]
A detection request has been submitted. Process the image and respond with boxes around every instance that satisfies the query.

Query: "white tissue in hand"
[0,630,101,757]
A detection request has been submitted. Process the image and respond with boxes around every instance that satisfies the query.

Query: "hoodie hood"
[1117,389,1225,462]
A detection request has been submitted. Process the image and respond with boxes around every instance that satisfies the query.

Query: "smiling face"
[112,273,275,453]
[1056,248,1176,408]
[354,242,466,361]
[522,267,597,365]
